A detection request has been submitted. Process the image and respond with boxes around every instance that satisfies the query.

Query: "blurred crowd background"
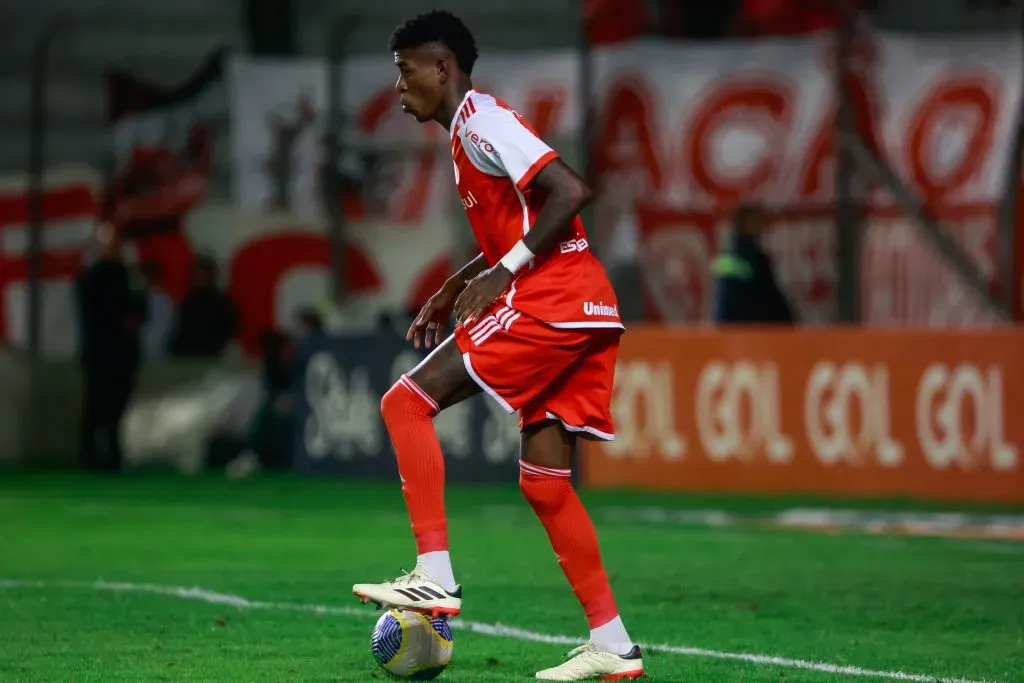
[0,0,1021,503]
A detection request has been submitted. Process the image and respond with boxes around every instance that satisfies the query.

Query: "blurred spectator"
[295,306,326,342]
[265,94,316,210]
[139,261,173,361]
[377,311,414,337]
[682,0,740,39]
[734,0,856,37]
[76,222,147,472]
[585,0,649,45]
[652,0,689,38]
[319,132,366,222]
[712,204,796,324]
[169,256,238,358]
[226,329,294,478]
[104,122,212,302]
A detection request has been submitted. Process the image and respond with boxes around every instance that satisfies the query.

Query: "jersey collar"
[449,89,476,139]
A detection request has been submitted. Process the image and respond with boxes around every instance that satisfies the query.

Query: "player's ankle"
[416,550,458,593]
[590,615,634,656]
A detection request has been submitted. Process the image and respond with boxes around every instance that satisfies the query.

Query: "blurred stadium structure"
[0,0,1022,502]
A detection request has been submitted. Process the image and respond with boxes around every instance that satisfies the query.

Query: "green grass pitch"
[0,472,1021,682]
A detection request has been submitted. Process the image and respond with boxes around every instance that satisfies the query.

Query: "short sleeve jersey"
[450,90,623,330]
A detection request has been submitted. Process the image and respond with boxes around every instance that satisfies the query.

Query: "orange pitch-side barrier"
[581,328,1024,503]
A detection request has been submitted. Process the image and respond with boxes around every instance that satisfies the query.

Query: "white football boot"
[352,566,462,618]
[535,643,644,681]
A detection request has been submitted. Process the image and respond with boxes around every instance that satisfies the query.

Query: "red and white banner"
[230,31,1023,218]
[4,32,1024,357]
[229,31,1024,326]
[0,167,456,358]
[0,49,457,359]
[229,50,581,223]
[0,167,99,359]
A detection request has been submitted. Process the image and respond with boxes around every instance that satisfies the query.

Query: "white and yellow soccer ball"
[370,608,454,680]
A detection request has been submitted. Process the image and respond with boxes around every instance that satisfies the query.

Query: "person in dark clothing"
[295,307,325,340]
[169,256,238,357]
[226,330,295,478]
[712,203,797,324]
[248,330,294,468]
[76,222,147,471]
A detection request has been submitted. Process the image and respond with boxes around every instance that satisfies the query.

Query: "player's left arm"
[517,161,591,258]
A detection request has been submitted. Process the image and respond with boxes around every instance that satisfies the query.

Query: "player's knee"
[381,377,437,427]
[380,382,403,426]
[519,464,572,515]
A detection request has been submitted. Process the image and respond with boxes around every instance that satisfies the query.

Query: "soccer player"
[352,11,642,681]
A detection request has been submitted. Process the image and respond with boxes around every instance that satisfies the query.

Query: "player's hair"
[389,10,479,76]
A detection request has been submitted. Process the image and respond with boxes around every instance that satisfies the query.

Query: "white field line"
[0,579,999,683]
[597,506,1024,542]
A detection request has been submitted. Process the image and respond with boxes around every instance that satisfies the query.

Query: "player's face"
[394,48,444,123]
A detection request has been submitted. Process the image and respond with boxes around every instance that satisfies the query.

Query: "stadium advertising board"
[579,327,1024,502]
[293,333,522,482]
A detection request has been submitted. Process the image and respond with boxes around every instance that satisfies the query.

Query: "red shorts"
[453,302,621,439]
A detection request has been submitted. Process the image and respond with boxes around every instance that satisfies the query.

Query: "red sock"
[519,461,620,629]
[381,375,447,554]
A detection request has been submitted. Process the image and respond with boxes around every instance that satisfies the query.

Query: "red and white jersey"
[449,90,623,330]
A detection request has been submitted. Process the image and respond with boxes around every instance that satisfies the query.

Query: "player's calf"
[379,376,451,572]
[519,459,636,656]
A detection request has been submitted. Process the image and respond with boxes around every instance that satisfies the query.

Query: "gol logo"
[604,360,685,461]
[694,361,793,463]
[804,362,904,467]
[914,363,1018,471]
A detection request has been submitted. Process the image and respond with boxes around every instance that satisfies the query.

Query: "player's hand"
[453,265,513,326]
[407,278,465,350]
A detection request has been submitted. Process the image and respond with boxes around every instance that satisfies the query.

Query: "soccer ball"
[370,608,454,679]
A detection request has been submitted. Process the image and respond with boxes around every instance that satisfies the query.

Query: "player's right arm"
[451,107,592,324]
[451,252,489,284]
[407,253,489,349]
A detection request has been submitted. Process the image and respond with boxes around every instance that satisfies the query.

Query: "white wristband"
[499,240,534,274]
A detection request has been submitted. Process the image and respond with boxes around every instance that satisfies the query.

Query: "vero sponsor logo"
[467,132,498,156]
